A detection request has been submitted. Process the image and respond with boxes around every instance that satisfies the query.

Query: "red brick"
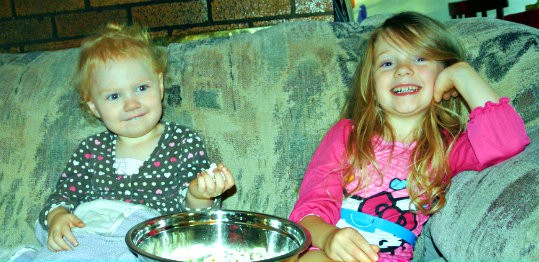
[90,0,148,7]
[55,9,128,38]
[14,0,84,16]
[211,0,290,21]
[132,1,208,28]
[295,0,333,14]
[23,38,83,52]
[0,0,12,19]
[0,17,52,45]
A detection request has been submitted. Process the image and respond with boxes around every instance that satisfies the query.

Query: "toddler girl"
[36,23,236,257]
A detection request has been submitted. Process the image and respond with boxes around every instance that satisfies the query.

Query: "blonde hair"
[341,12,467,214]
[73,23,167,119]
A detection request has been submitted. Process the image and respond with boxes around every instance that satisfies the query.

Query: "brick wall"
[0,0,334,53]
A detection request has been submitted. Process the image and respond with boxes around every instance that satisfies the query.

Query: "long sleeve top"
[289,98,530,261]
[39,122,216,228]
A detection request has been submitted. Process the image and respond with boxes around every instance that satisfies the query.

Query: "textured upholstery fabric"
[0,16,537,260]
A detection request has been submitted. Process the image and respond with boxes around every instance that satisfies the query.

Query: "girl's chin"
[110,125,153,138]
[387,106,429,117]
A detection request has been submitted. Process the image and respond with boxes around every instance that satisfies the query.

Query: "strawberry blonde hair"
[73,23,167,119]
[341,12,467,214]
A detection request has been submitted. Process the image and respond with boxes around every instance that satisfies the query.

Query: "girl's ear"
[159,73,164,100]
[87,101,101,118]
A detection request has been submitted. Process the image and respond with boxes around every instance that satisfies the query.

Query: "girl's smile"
[391,84,421,95]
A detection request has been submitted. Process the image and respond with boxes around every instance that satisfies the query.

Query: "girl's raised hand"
[434,62,499,109]
[188,163,235,202]
[433,62,476,103]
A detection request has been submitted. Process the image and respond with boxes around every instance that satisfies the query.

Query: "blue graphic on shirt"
[389,178,407,190]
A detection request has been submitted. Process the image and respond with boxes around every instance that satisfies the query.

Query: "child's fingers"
[443,92,452,101]
[63,228,79,249]
[73,216,86,228]
[212,172,227,193]
[47,234,65,251]
[445,88,459,100]
[434,68,457,103]
[195,164,235,198]
[47,239,65,252]
[48,230,72,251]
[211,167,231,192]
[351,241,379,262]
[220,166,235,188]
[197,173,213,193]
[212,164,235,190]
[435,88,458,103]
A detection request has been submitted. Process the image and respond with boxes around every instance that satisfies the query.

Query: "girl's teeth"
[393,86,418,94]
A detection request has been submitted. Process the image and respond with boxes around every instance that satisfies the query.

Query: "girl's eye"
[380,61,393,67]
[106,93,119,101]
[416,57,426,62]
[137,84,149,92]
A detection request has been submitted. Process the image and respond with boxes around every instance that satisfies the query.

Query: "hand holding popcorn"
[186,163,236,209]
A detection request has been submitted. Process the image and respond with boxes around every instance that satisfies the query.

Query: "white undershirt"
[113,157,144,176]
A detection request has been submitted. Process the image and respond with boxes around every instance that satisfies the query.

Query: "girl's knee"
[298,249,333,262]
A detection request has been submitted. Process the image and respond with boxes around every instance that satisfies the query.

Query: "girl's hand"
[434,62,499,109]
[46,207,85,252]
[324,227,380,261]
[187,164,235,208]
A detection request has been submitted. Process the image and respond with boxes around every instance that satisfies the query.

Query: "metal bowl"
[125,210,311,261]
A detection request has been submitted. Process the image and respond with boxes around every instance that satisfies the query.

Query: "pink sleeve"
[449,97,530,176]
[288,119,352,225]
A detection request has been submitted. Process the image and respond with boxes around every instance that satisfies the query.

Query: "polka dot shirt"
[39,122,217,228]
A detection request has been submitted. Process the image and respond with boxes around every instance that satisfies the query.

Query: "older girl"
[289,12,529,261]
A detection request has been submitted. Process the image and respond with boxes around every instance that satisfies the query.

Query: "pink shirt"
[289,98,530,261]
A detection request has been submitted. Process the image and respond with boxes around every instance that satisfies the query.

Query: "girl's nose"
[395,63,413,77]
[123,96,141,111]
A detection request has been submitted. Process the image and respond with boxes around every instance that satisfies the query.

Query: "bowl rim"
[125,209,311,262]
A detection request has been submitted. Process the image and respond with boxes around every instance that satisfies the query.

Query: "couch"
[0,15,537,261]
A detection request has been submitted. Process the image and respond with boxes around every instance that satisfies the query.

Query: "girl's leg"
[299,249,335,261]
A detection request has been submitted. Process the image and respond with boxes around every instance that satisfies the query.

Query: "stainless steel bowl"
[125,210,311,261]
